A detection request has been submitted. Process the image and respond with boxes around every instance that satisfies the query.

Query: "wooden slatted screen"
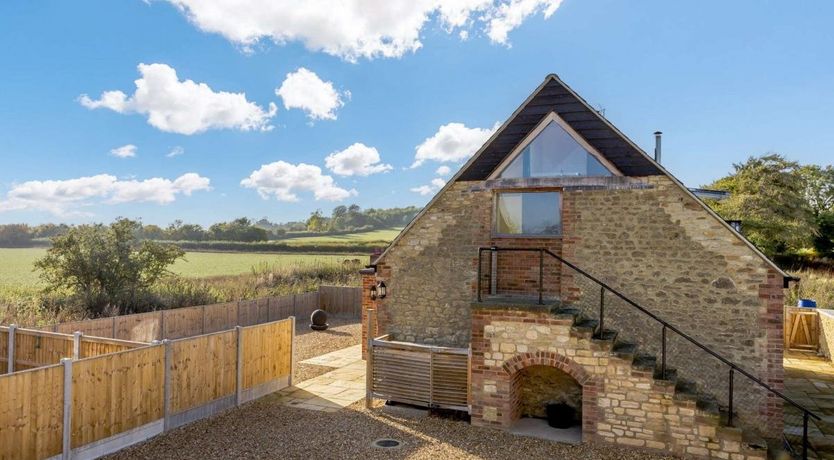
[370,338,469,412]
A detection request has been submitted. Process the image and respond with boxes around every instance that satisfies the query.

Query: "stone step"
[571,318,599,337]
[653,366,677,383]
[612,341,638,360]
[551,307,581,322]
[673,378,700,402]
[632,353,657,372]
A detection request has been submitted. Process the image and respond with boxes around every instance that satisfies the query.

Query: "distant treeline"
[170,240,383,254]
[0,204,420,247]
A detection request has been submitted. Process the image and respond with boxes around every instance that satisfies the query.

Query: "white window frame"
[487,111,622,180]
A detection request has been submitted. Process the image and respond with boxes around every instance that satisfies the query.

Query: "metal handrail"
[477,246,819,459]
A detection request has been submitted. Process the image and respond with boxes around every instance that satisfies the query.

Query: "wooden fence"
[0,317,294,460]
[365,311,470,412]
[785,306,820,351]
[0,326,147,373]
[28,285,359,343]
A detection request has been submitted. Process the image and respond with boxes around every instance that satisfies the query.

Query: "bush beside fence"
[0,318,294,460]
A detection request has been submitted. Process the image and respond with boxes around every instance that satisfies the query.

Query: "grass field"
[0,248,367,287]
[279,227,402,245]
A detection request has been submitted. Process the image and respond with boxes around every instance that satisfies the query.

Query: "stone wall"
[374,182,491,347]
[471,306,767,459]
[561,175,784,433]
[818,309,834,361]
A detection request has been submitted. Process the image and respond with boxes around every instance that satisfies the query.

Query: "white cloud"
[164,1,563,61]
[167,146,185,158]
[276,68,347,121]
[241,161,356,202]
[325,143,392,177]
[0,173,211,216]
[411,122,498,168]
[79,63,277,135]
[435,165,452,176]
[411,178,447,196]
[486,0,563,44]
[110,144,137,158]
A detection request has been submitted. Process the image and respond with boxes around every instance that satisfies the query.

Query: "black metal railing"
[476,246,820,459]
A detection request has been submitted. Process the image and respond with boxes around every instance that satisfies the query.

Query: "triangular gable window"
[497,114,615,179]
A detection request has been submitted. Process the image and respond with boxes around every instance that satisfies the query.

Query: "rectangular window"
[494,191,562,236]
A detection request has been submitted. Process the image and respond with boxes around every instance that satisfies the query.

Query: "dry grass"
[787,268,834,309]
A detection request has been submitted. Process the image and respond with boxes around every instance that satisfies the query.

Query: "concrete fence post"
[236,301,242,327]
[72,331,82,360]
[162,339,172,432]
[289,316,296,387]
[7,324,17,374]
[201,306,206,334]
[159,310,165,341]
[61,357,73,460]
[111,316,117,339]
[235,325,243,406]
[365,309,375,409]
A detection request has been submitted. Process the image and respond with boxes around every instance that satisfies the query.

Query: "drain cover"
[371,438,402,449]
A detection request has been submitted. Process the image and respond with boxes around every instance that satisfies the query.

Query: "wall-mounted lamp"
[370,283,378,301]
[377,281,387,299]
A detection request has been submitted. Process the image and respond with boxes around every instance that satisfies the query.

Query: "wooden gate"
[785,306,819,351]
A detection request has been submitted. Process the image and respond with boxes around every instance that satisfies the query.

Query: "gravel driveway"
[108,317,673,460]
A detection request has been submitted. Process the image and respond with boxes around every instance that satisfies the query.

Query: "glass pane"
[495,193,522,234]
[522,192,561,234]
[498,121,612,178]
[495,192,561,236]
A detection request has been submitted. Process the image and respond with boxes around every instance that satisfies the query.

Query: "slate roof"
[457,74,663,180]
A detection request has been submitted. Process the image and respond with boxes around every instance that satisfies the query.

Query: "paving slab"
[271,345,366,412]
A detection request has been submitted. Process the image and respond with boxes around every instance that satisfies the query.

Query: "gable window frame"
[487,111,623,180]
[492,188,563,238]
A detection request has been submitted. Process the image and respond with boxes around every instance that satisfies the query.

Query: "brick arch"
[501,351,594,385]
[500,351,601,438]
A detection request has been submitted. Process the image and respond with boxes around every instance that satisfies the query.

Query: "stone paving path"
[270,344,365,412]
[784,351,834,459]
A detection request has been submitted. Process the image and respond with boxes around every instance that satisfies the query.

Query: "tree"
[0,224,33,247]
[34,219,184,316]
[306,210,327,232]
[799,165,834,216]
[209,217,269,242]
[705,154,816,257]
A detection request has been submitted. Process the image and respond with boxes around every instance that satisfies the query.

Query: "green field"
[0,248,366,287]
[279,227,403,245]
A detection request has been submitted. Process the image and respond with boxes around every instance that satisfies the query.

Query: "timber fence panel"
[167,331,237,428]
[256,298,270,324]
[237,299,260,326]
[0,364,65,459]
[78,336,148,359]
[114,311,161,342]
[55,317,114,338]
[14,329,74,370]
[163,306,204,339]
[267,295,293,320]
[319,286,362,317]
[294,292,319,320]
[203,302,238,333]
[240,319,293,402]
[70,345,165,450]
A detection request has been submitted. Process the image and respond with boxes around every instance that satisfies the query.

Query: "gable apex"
[457,74,663,180]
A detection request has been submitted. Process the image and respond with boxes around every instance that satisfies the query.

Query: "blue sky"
[1,0,832,226]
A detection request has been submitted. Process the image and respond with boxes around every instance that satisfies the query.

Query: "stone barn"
[361,74,805,459]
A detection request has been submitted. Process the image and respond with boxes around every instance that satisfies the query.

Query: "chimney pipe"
[654,131,662,164]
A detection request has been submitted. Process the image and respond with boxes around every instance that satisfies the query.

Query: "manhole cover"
[371,438,403,449]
